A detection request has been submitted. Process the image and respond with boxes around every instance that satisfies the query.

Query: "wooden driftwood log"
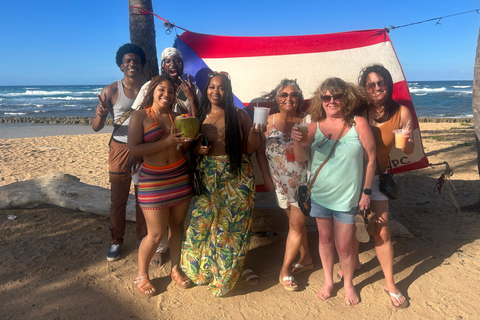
[0,172,414,238]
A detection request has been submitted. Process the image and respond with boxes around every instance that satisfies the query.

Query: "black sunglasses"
[279,92,300,99]
[208,71,230,79]
[321,94,343,103]
[316,134,332,149]
[366,80,387,91]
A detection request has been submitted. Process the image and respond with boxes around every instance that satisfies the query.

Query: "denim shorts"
[310,199,357,225]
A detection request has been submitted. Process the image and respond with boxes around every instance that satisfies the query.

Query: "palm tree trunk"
[473,27,480,178]
[129,0,159,83]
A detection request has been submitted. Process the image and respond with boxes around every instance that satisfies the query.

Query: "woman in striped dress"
[128,75,196,296]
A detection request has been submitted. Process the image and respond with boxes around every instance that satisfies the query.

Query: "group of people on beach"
[92,43,414,308]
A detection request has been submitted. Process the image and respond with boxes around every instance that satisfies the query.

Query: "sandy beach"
[1,120,480,319]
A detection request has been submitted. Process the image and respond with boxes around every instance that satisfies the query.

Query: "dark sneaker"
[107,244,122,261]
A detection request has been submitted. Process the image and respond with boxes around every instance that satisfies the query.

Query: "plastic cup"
[295,123,308,142]
[393,129,407,149]
[253,107,269,130]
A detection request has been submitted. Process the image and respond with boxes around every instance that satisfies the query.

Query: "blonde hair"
[308,77,368,125]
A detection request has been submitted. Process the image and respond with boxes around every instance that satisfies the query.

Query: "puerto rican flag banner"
[174,29,429,179]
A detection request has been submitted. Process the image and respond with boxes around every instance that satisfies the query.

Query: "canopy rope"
[129,6,188,35]
[387,9,480,31]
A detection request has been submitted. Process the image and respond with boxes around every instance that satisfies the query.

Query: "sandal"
[279,276,298,291]
[171,265,191,289]
[242,269,259,285]
[384,289,409,309]
[134,275,156,296]
[364,208,377,236]
[291,262,314,275]
[355,213,370,243]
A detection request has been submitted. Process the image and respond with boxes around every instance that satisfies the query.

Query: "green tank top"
[310,121,364,212]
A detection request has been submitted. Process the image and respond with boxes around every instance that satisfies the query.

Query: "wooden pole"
[473,27,480,178]
[128,0,159,83]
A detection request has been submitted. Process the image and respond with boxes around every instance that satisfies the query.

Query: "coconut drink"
[173,113,200,139]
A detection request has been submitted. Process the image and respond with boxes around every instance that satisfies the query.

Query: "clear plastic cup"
[393,129,407,149]
[295,123,308,142]
[253,107,269,130]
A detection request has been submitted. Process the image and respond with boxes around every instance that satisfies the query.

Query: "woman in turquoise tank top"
[292,78,376,305]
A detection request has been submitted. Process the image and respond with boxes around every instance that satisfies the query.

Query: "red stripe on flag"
[179,29,390,58]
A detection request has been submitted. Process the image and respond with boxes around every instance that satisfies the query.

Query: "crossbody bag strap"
[108,108,135,146]
[307,124,348,195]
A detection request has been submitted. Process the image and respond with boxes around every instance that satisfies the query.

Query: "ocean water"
[0,81,474,118]
[0,85,102,118]
[407,80,473,118]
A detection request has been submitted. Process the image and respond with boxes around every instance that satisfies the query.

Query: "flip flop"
[242,269,258,285]
[355,213,370,243]
[291,263,314,275]
[279,276,298,291]
[384,289,409,309]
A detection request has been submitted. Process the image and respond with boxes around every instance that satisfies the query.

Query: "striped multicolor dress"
[137,108,192,209]
[181,154,255,297]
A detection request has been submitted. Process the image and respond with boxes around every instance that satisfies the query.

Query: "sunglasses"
[316,134,332,149]
[163,58,183,65]
[279,92,300,99]
[321,94,343,103]
[208,71,230,79]
[366,80,387,91]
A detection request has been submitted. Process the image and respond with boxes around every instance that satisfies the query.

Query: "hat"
[161,47,183,62]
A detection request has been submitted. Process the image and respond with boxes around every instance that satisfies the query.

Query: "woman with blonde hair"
[293,77,376,305]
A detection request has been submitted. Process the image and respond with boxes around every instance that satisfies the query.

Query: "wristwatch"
[363,188,372,195]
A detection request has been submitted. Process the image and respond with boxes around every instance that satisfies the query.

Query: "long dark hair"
[197,74,242,174]
[139,75,175,109]
[358,64,400,123]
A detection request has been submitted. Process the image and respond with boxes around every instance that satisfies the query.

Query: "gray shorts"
[370,174,389,202]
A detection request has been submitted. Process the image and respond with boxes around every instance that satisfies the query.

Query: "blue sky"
[0,1,478,85]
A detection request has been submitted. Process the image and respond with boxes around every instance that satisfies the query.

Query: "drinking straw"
[404,120,410,130]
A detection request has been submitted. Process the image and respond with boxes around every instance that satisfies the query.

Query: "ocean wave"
[4,112,27,115]
[409,87,447,93]
[1,90,74,97]
[414,93,427,96]
[452,85,471,89]
[44,97,96,100]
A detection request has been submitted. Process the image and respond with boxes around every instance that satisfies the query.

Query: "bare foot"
[344,285,359,305]
[150,252,165,267]
[316,284,333,300]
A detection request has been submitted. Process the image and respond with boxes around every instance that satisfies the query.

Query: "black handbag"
[298,185,311,216]
[377,159,399,200]
[297,125,347,216]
